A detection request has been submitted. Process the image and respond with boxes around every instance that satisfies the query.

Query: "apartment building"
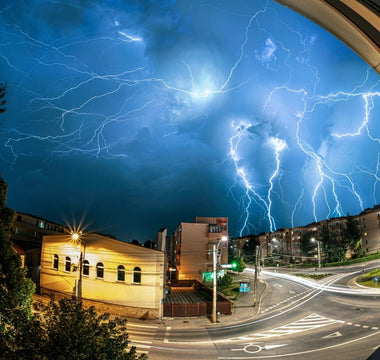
[358,206,380,253]
[11,212,67,285]
[168,217,228,282]
[241,204,380,262]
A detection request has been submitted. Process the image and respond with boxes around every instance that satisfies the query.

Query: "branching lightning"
[228,121,287,235]
[1,0,379,239]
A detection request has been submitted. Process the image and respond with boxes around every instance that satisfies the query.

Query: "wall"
[40,234,165,318]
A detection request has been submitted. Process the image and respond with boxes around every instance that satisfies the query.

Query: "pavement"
[152,273,268,329]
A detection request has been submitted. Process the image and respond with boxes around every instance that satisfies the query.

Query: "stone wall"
[37,289,160,319]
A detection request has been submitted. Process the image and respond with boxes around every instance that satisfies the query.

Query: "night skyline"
[1,0,379,242]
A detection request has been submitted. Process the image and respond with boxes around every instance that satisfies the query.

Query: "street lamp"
[311,238,321,268]
[212,235,228,323]
[168,267,176,282]
[71,231,83,299]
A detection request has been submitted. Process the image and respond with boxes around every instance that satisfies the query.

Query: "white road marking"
[127,323,158,329]
[231,343,287,354]
[219,331,380,359]
[322,331,342,338]
[164,326,171,343]
[242,313,344,340]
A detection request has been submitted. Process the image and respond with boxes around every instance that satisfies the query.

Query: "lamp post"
[212,235,228,323]
[71,232,83,300]
[311,238,321,268]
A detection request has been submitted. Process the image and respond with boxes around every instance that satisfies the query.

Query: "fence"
[163,280,232,317]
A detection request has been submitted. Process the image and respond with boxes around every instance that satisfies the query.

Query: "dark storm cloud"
[0,0,379,240]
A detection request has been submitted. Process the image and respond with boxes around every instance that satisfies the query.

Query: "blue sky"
[0,0,379,241]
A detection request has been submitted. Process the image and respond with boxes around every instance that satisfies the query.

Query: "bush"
[218,273,233,286]
[358,269,380,283]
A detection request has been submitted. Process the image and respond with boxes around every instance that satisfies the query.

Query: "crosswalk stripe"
[241,313,343,340]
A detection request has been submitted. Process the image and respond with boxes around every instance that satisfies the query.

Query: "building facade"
[11,212,67,286]
[168,217,228,282]
[239,205,380,264]
[40,233,166,318]
[358,206,380,253]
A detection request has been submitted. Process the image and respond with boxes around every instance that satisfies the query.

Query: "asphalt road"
[129,261,380,360]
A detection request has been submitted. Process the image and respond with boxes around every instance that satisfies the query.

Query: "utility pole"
[212,243,217,323]
[253,244,259,306]
[78,251,83,299]
[212,236,227,323]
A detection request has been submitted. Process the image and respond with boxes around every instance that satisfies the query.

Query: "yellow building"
[40,233,165,318]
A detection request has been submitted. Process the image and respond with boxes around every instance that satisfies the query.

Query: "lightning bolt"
[331,91,380,144]
[267,136,287,231]
[228,122,287,234]
[228,4,379,235]
[1,1,271,163]
[1,1,379,240]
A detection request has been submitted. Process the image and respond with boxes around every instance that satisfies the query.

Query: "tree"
[320,225,346,263]
[0,83,6,113]
[33,298,147,360]
[0,175,35,357]
[300,232,316,256]
[143,240,154,249]
[231,257,246,273]
[343,215,362,256]
[0,87,36,356]
[242,236,260,262]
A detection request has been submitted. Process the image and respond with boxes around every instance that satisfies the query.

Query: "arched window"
[53,254,59,270]
[96,262,104,279]
[133,266,141,283]
[65,256,71,272]
[117,265,125,282]
[83,260,90,276]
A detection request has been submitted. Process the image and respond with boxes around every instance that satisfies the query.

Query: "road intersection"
[128,261,380,359]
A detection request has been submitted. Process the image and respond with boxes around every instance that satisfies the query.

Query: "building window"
[53,254,59,270]
[39,220,45,229]
[65,257,71,272]
[96,262,104,279]
[117,265,125,282]
[133,267,141,283]
[209,224,222,233]
[83,260,90,276]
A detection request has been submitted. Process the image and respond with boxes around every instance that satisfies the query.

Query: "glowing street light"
[72,232,79,242]
[212,235,228,323]
[71,231,83,299]
[311,237,321,268]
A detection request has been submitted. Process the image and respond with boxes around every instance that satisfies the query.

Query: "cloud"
[256,38,278,68]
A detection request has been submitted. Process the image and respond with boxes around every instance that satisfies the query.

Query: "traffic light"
[231,260,238,270]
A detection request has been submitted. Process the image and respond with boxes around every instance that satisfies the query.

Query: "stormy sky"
[0,0,379,242]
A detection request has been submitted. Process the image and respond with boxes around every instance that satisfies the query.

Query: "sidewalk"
[154,275,267,329]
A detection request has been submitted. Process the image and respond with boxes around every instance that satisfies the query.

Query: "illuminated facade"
[168,217,228,282]
[40,233,165,318]
[358,207,380,254]
[240,205,380,262]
